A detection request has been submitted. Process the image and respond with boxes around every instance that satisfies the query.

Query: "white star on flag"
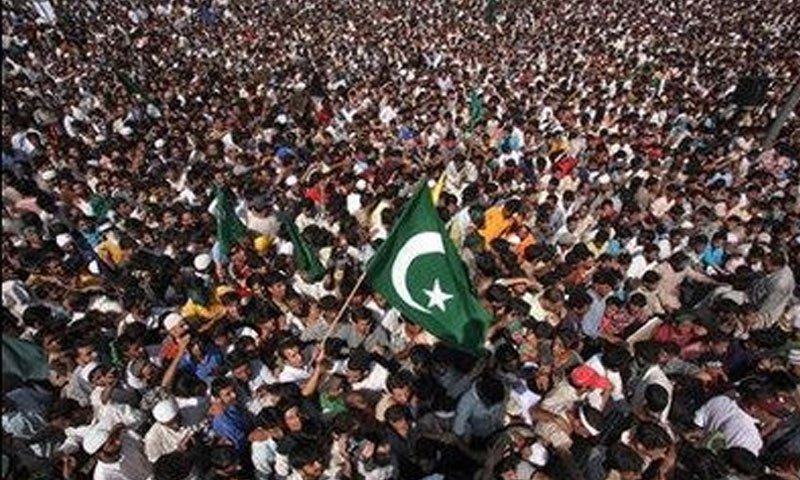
[424,278,453,312]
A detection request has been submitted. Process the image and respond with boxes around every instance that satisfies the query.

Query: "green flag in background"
[468,88,484,133]
[280,214,326,282]
[2,335,49,392]
[214,186,248,258]
[486,0,498,24]
[366,183,493,353]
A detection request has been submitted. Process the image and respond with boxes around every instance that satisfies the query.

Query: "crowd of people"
[2,0,800,479]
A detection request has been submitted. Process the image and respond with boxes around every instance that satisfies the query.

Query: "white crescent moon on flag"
[390,231,445,314]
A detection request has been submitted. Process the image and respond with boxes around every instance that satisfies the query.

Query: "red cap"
[570,365,612,390]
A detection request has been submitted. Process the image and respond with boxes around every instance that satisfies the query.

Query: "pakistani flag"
[214,186,248,258]
[367,183,492,353]
[3,335,49,393]
[468,88,484,133]
[486,0,498,24]
[280,214,326,282]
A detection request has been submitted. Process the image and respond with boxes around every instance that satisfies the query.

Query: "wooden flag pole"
[319,269,370,347]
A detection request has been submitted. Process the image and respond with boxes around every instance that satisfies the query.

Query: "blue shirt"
[179,345,223,384]
[581,290,606,339]
[700,244,726,269]
[211,405,252,451]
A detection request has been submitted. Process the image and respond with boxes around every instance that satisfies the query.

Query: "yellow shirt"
[479,206,512,245]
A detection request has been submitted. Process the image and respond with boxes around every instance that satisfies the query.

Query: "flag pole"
[320,269,370,346]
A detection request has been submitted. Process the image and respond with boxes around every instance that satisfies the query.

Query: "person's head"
[227,350,252,382]
[264,272,287,299]
[73,339,97,366]
[345,348,373,384]
[153,451,195,480]
[386,370,414,405]
[208,445,243,478]
[633,422,671,457]
[211,377,238,407]
[627,292,648,316]
[592,269,618,297]
[764,250,787,273]
[350,306,374,335]
[279,339,305,368]
[384,404,412,437]
[604,442,644,479]
[282,403,304,433]
[289,443,324,479]
[565,288,592,315]
[722,447,763,476]
[83,424,124,463]
[644,383,670,418]
[475,373,506,407]
[573,403,604,439]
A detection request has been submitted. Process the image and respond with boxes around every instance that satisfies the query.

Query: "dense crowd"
[2,0,800,479]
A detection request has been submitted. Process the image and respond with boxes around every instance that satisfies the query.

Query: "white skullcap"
[193,253,212,271]
[355,179,367,191]
[55,234,72,248]
[88,261,101,275]
[276,114,288,125]
[285,175,298,187]
[41,170,57,181]
[528,442,549,467]
[154,138,166,149]
[83,425,112,455]
[152,398,179,424]
[80,361,98,383]
[598,174,611,185]
[163,313,183,331]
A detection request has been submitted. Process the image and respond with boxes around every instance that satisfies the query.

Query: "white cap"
[152,398,179,424]
[80,361,98,383]
[41,170,57,181]
[355,179,367,191]
[285,175,298,187]
[83,425,112,455]
[276,114,288,125]
[55,233,72,248]
[193,253,212,271]
[163,313,183,331]
[154,138,166,149]
[598,174,611,185]
[528,441,549,467]
[88,261,101,275]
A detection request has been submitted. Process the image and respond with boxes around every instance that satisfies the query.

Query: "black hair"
[723,447,763,475]
[289,442,322,470]
[635,422,671,450]
[256,406,282,430]
[384,404,411,424]
[208,445,239,470]
[601,344,631,371]
[605,442,644,473]
[211,377,236,397]
[475,374,506,406]
[347,348,373,372]
[153,451,194,480]
[386,370,414,391]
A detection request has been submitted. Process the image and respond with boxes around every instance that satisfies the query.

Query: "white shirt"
[144,422,189,462]
[351,364,389,392]
[632,364,673,423]
[278,364,311,384]
[585,354,624,410]
[252,438,279,480]
[92,431,152,480]
[693,396,763,455]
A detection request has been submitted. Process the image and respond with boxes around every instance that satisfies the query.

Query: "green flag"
[366,183,492,353]
[280,214,326,282]
[2,335,49,392]
[468,88,484,133]
[486,0,498,24]
[214,186,248,258]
